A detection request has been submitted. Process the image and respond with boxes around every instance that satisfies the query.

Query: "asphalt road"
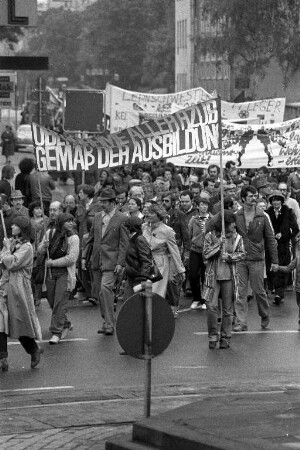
[1,290,300,393]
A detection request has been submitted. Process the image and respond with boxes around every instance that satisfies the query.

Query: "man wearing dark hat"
[83,188,128,335]
[10,190,29,217]
[266,190,299,305]
[256,178,271,203]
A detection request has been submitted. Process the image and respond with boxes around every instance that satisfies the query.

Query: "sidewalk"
[1,382,299,449]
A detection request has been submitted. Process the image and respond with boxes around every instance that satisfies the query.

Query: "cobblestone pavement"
[1,382,298,449]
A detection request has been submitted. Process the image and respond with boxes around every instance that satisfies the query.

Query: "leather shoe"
[97,329,106,334]
[31,347,44,369]
[105,329,114,336]
[261,316,270,329]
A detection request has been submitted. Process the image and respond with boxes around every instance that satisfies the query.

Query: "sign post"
[143,280,153,418]
[116,284,175,418]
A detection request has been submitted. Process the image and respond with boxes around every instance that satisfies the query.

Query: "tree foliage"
[0,27,23,49]
[23,0,174,92]
[199,0,300,89]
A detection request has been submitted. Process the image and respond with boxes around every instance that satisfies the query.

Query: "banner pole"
[219,145,225,240]
[0,210,7,239]
[36,169,52,281]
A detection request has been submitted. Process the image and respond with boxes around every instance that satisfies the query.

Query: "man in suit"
[83,188,128,335]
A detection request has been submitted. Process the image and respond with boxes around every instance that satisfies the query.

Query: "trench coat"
[1,129,15,158]
[0,241,42,340]
[142,221,185,297]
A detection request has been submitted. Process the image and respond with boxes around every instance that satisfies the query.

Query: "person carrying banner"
[0,216,43,371]
[83,188,128,336]
[203,210,245,349]
[38,213,79,344]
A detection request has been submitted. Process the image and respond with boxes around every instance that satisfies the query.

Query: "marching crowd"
[1,157,300,371]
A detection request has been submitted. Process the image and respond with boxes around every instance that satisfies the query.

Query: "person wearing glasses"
[233,185,278,332]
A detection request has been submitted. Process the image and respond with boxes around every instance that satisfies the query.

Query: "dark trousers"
[189,250,206,303]
[0,332,38,359]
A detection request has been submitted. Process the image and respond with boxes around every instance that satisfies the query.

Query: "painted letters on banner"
[33,98,222,172]
[107,84,286,133]
[106,84,212,133]
[168,117,300,169]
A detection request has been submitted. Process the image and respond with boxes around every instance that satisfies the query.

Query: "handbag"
[149,257,163,283]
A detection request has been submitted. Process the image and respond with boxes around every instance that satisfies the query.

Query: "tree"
[25,8,83,84]
[198,0,300,97]
[0,27,23,49]
[141,0,175,91]
[21,1,175,92]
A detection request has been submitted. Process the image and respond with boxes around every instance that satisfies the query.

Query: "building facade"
[175,0,300,112]
[175,0,231,100]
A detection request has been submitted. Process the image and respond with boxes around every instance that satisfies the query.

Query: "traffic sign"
[0,71,16,109]
[0,57,49,70]
[64,89,105,132]
[116,293,175,359]
[0,0,37,26]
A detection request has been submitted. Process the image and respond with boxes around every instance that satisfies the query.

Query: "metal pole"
[143,280,153,418]
[38,76,42,125]
[0,210,7,239]
[219,145,225,240]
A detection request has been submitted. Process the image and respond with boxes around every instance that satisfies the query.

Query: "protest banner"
[106,84,212,133]
[32,98,222,172]
[168,116,300,169]
[221,98,285,124]
[107,84,286,132]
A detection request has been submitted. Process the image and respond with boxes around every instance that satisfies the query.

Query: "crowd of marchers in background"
[1,157,300,371]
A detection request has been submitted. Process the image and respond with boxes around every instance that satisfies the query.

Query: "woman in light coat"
[142,203,185,297]
[0,216,43,371]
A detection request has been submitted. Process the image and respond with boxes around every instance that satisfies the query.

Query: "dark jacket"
[266,205,299,243]
[125,232,152,283]
[235,207,278,263]
[165,207,190,255]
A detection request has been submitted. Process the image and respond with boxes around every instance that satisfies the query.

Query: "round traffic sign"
[116,293,175,359]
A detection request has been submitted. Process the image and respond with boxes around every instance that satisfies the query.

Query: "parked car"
[16,124,34,151]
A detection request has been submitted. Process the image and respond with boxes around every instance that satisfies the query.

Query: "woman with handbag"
[203,210,245,350]
[142,203,185,298]
[0,216,43,371]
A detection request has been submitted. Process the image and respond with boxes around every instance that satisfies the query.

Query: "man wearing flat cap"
[266,190,299,305]
[10,190,29,217]
[83,188,128,335]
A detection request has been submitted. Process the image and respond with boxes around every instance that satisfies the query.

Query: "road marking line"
[0,390,285,411]
[173,366,208,369]
[0,386,74,393]
[8,338,88,346]
[194,330,300,335]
